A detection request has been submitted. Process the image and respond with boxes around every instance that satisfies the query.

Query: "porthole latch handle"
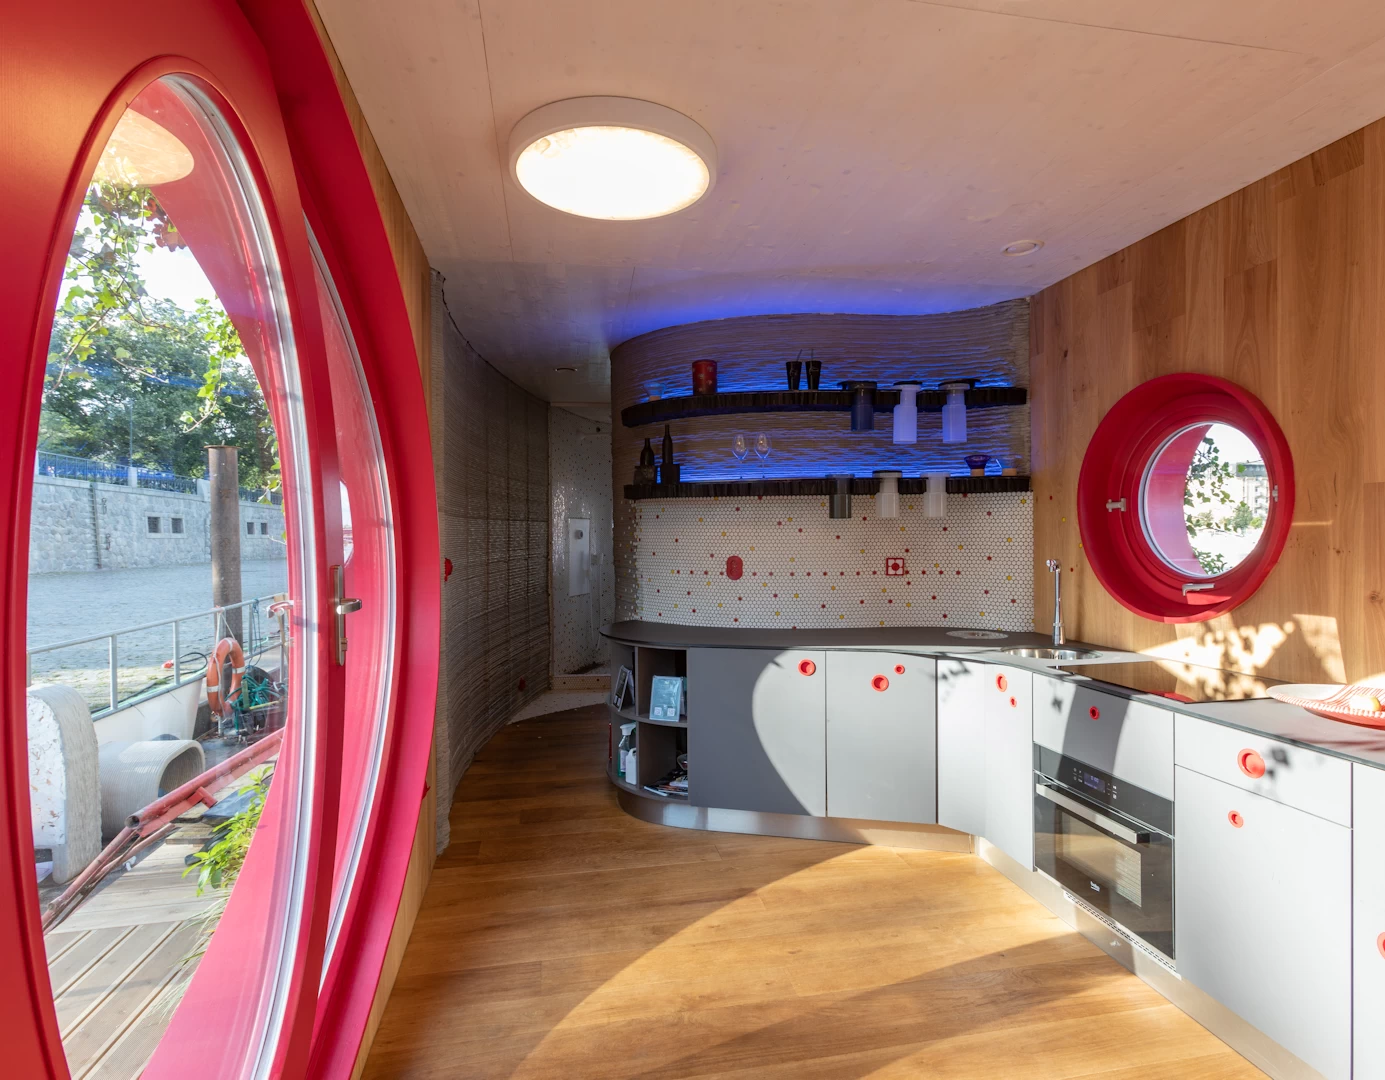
[1105,498,1127,512]
[1182,582,1215,596]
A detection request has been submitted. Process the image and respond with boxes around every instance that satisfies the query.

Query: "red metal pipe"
[128,729,282,835]
[42,730,284,930]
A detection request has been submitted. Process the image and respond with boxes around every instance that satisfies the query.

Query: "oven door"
[1033,776,1174,961]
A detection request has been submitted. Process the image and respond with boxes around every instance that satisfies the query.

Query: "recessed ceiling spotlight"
[508,97,716,220]
[1001,239,1044,257]
[554,366,579,373]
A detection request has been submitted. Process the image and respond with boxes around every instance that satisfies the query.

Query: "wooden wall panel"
[1032,119,1385,684]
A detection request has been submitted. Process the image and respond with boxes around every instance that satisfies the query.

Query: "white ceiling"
[317,0,1385,409]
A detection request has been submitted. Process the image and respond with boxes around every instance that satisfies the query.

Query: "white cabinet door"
[1175,766,1350,1080]
[1356,764,1385,1079]
[937,659,987,836]
[1035,675,1173,799]
[985,665,1034,869]
[825,653,936,823]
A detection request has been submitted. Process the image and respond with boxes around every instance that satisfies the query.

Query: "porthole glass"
[1077,373,1293,623]
[1140,423,1268,578]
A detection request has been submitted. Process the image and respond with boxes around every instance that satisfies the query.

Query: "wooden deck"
[41,756,262,1079]
[362,704,1266,1080]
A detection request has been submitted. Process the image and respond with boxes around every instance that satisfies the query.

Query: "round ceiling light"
[508,97,716,220]
[1001,239,1044,257]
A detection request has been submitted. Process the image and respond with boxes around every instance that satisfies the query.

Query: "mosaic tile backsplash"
[620,491,1034,631]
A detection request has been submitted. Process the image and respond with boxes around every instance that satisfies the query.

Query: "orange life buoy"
[206,637,245,717]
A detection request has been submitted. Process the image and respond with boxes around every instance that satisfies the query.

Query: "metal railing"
[26,594,287,718]
[239,485,284,506]
[35,451,131,486]
[35,451,277,504]
[136,469,198,494]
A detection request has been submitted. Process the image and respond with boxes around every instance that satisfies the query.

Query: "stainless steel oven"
[1033,746,1174,962]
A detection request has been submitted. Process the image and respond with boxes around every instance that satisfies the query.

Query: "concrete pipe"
[97,739,206,840]
[27,685,101,885]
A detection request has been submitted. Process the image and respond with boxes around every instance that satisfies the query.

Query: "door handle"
[1035,782,1148,845]
[332,564,362,666]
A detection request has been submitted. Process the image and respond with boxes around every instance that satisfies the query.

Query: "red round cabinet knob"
[1238,749,1266,778]
[1009,697,1018,708]
[798,659,816,676]
[872,675,890,692]
[1228,810,1245,828]
[996,674,1008,692]
[1089,705,1101,720]
[894,664,906,675]
[1377,932,1385,961]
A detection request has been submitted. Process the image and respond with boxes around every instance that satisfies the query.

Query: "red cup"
[692,359,718,395]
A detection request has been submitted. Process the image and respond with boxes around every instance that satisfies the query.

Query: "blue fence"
[35,452,131,485]
[35,451,278,503]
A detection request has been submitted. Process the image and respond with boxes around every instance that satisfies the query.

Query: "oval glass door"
[307,235,397,971]
[19,73,341,1080]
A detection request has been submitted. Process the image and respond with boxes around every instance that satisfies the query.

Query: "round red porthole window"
[1078,374,1293,622]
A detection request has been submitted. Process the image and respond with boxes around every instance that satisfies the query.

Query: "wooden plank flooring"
[363,705,1265,1079]
[41,754,262,1079]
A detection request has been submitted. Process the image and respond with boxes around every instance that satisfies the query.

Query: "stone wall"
[28,477,286,574]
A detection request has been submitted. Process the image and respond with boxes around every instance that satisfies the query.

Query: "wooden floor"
[41,752,263,1079]
[363,706,1265,1080]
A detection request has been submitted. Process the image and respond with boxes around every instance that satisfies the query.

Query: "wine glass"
[754,433,772,475]
[732,433,749,475]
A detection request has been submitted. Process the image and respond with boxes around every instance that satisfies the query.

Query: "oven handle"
[1035,782,1151,845]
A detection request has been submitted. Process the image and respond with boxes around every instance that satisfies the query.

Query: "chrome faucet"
[1046,559,1065,645]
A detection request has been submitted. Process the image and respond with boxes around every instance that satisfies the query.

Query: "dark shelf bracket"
[620,386,1028,428]
[622,475,1031,500]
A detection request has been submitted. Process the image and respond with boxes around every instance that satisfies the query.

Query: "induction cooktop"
[1054,660,1287,704]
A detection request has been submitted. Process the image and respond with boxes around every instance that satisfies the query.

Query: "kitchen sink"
[1000,647,1102,661]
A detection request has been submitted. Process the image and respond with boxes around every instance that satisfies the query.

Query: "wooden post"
[206,445,243,643]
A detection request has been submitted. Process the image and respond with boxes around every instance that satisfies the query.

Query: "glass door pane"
[26,73,326,1078]
[307,235,397,967]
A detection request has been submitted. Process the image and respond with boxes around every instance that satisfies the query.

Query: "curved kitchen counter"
[602,619,1385,771]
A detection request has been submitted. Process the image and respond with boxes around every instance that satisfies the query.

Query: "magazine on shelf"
[643,767,688,798]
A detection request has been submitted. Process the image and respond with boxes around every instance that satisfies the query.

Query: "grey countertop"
[601,619,1072,652]
[602,619,1385,772]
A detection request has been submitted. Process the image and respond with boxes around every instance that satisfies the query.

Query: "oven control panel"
[1034,745,1173,836]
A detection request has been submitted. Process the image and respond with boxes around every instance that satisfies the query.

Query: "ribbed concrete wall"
[432,304,550,845]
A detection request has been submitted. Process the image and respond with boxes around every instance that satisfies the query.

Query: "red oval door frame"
[1,3,440,1078]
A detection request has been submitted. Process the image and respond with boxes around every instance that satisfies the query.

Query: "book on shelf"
[611,665,633,710]
[647,674,685,720]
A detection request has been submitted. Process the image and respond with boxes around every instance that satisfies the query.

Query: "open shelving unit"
[607,641,689,800]
[620,386,1027,427]
[623,474,1030,501]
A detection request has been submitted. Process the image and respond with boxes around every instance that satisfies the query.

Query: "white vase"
[923,472,948,518]
[892,383,920,444]
[875,470,902,518]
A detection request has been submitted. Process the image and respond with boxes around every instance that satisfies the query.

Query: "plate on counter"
[1267,683,1385,729]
